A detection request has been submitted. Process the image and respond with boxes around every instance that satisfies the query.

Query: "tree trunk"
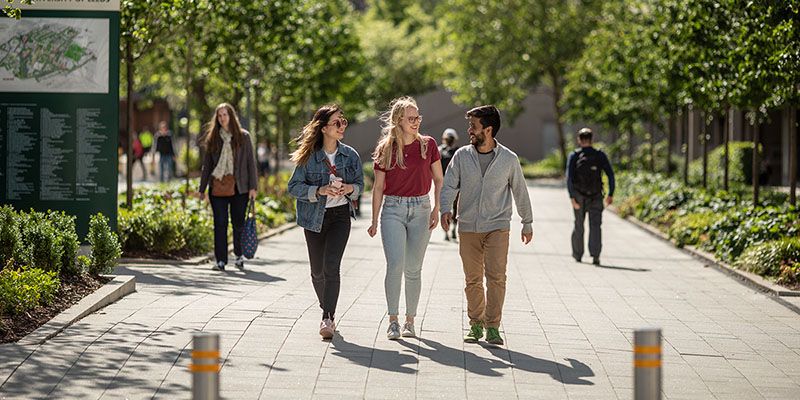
[192,78,210,126]
[232,88,243,114]
[752,114,760,204]
[789,106,796,207]
[549,71,568,170]
[667,114,675,176]
[684,109,691,185]
[183,37,193,206]
[275,107,283,174]
[125,41,135,209]
[724,107,730,191]
[702,112,709,189]
[649,122,656,172]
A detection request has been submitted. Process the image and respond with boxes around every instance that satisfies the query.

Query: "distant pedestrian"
[368,96,443,340]
[154,121,176,182]
[198,103,258,271]
[566,127,615,266]
[139,128,155,176]
[132,131,148,179]
[257,142,272,176]
[440,105,533,346]
[439,128,460,241]
[287,104,363,340]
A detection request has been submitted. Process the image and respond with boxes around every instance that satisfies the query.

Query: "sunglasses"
[327,118,348,129]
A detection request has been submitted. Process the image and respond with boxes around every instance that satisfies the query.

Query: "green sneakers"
[464,323,484,343]
[485,327,504,345]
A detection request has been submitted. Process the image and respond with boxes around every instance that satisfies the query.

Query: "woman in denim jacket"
[288,104,364,339]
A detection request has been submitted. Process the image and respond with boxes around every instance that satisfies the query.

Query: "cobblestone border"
[615,210,800,299]
[118,222,298,265]
[17,275,136,346]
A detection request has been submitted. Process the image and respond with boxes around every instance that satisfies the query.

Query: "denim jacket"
[288,143,364,233]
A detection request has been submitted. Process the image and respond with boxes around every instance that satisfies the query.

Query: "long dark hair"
[290,104,342,166]
[203,103,244,155]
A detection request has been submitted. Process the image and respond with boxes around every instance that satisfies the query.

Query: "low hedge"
[522,149,563,179]
[119,174,295,259]
[0,206,117,278]
[688,141,754,188]
[0,267,60,315]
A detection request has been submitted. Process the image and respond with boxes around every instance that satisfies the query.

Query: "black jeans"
[303,204,351,321]
[571,193,604,260]
[210,192,248,264]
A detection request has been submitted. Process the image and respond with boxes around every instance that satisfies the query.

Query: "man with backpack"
[566,128,615,266]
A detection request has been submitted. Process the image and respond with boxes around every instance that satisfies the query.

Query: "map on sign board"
[0,18,109,93]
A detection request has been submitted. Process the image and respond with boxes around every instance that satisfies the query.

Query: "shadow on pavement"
[593,264,650,272]
[484,345,595,385]
[114,266,286,289]
[0,322,193,398]
[329,332,591,381]
[330,333,417,374]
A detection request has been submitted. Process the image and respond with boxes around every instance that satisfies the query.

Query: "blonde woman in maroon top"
[368,96,444,340]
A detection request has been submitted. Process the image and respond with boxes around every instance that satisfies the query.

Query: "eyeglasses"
[327,118,348,129]
[407,115,422,124]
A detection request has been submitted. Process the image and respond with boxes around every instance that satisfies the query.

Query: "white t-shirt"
[324,150,348,209]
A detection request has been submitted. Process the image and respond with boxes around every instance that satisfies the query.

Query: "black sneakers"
[592,257,600,266]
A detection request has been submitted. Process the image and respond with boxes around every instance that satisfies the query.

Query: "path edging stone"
[17,275,136,346]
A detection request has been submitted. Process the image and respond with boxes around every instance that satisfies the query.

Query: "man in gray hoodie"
[440,105,533,345]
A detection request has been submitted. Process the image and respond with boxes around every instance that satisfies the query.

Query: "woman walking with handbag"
[368,96,444,340]
[199,103,258,271]
[288,104,363,339]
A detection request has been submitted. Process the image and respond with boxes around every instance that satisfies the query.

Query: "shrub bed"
[0,206,119,342]
[119,174,295,259]
[616,170,798,288]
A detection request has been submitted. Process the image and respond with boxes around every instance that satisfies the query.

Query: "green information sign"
[0,2,120,238]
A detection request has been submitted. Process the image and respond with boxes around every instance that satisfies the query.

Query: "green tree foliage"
[134,0,366,171]
[439,0,602,168]
[355,1,440,116]
[2,0,31,20]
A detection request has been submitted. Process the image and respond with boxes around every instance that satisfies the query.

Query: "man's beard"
[470,133,484,147]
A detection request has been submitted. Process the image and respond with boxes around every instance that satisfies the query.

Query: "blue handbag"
[242,200,258,259]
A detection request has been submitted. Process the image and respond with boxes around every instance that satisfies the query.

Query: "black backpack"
[572,149,603,197]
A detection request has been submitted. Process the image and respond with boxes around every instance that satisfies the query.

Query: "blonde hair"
[290,104,342,166]
[372,96,428,170]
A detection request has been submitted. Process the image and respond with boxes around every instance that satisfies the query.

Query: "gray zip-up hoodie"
[440,140,533,234]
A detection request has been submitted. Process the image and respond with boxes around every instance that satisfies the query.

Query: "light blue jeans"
[380,195,432,317]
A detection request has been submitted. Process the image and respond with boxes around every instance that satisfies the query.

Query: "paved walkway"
[1,183,799,400]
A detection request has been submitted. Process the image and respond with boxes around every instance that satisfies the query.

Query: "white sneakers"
[319,318,335,339]
[386,321,401,340]
[386,320,416,339]
[401,322,416,338]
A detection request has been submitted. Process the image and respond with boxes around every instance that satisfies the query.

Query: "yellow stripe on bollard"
[192,350,220,359]
[189,364,221,373]
[634,359,662,368]
[634,346,661,355]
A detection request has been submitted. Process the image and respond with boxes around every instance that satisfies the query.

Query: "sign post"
[0,0,120,238]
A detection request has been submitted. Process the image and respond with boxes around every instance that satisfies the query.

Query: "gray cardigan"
[440,140,533,234]
[199,130,258,195]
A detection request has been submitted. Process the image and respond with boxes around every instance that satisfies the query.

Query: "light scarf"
[211,129,234,180]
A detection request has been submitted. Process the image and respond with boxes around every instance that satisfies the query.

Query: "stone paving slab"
[1,183,799,399]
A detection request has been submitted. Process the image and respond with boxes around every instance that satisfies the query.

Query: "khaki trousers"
[458,229,510,328]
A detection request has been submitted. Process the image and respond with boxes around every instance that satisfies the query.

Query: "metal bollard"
[190,333,220,400]
[633,328,662,400]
